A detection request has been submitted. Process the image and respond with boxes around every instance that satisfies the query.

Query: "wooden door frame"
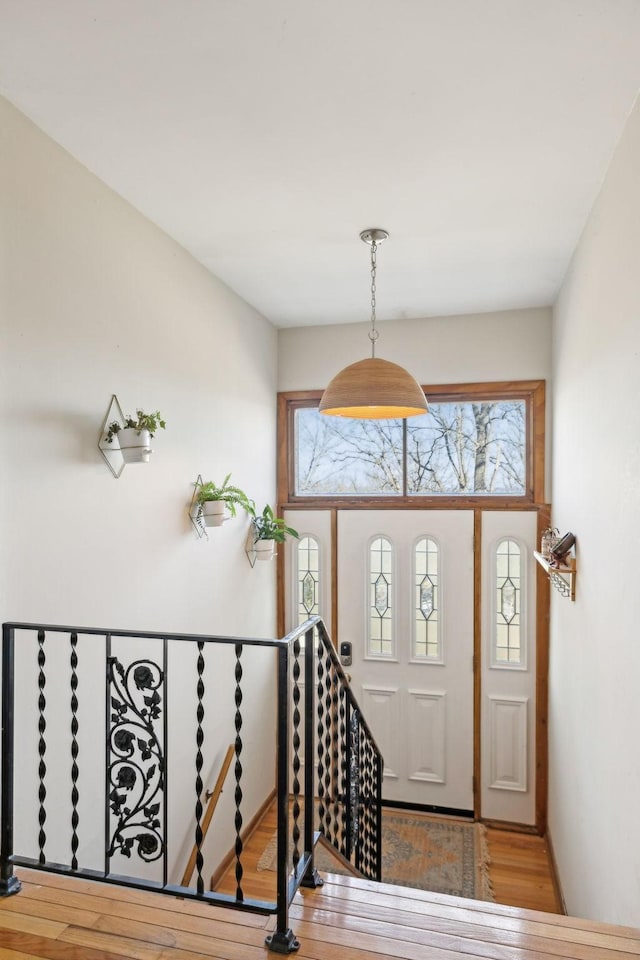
[276,381,549,834]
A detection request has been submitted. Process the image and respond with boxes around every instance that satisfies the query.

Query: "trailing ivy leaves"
[105,409,166,444]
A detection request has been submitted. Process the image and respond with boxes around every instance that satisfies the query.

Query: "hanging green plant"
[193,474,253,528]
[249,504,299,543]
[105,409,166,445]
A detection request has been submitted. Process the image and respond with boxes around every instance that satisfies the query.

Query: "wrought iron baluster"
[267,643,299,954]
[359,730,368,876]
[330,667,340,849]
[291,637,301,874]
[105,635,112,879]
[358,720,367,874]
[1,624,21,896]
[367,738,379,879]
[70,632,79,871]
[323,650,332,841]
[162,636,168,890]
[301,625,322,890]
[37,629,47,865]
[338,685,348,857]
[194,641,205,895]
[350,708,360,871]
[316,648,326,831]
[362,736,373,878]
[373,742,381,879]
[233,642,244,901]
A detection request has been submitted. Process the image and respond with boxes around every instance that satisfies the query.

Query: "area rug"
[257,810,494,902]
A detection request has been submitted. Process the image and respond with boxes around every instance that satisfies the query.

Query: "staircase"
[4,863,639,960]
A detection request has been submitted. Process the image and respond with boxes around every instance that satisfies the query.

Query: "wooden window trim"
[278,380,546,510]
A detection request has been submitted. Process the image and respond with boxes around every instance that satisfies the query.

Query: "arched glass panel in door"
[368,536,394,658]
[494,538,524,666]
[413,537,441,661]
[296,535,320,625]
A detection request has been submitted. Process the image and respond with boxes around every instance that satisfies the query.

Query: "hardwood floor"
[216,801,562,914]
[486,827,560,914]
[0,801,608,959]
[2,864,638,960]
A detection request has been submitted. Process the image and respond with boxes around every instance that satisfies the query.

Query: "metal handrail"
[0,617,383,953]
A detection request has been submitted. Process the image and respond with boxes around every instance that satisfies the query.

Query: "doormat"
[257,810,494,902]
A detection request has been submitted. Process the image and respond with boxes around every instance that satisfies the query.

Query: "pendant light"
[319,229,429,419]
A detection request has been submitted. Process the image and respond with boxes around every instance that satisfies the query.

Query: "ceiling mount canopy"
[319,229,429,419]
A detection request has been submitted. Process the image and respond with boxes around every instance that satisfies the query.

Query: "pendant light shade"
[319,229,428,420]
[319,357,428,419]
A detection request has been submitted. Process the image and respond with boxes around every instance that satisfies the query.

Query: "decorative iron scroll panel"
[107,655,165,872]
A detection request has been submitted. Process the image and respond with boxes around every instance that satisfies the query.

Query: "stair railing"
[310,618,383,879]
[0,618,382,954]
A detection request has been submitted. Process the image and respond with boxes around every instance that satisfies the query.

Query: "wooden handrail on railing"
[181,744,234,888]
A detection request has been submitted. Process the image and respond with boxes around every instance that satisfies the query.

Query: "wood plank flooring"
[1,865,639,960]
[486,827,559,913]
[215,801,562,915]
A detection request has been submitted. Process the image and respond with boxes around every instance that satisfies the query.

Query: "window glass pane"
[297,536,320,625]
[407,399,526,495]
[368,537,393,657]
[295,408,403,495]
[414,538,440,660]
[494,539,523,666]
[293,399,527,497]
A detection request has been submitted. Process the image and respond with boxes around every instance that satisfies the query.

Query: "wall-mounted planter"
[201,501,228,527]
[189,474,252,540]
[245,504,299,566]
[98,396,166,478]
[253,539,275,561]
[116,427,153,464]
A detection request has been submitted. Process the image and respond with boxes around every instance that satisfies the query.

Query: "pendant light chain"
[368,239,379,357]
[318,226,428,419]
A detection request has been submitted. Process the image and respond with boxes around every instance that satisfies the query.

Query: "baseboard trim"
[209,787,276,891]
[382,799,474,819]
[481,818,539,835]
[545,826,568,915]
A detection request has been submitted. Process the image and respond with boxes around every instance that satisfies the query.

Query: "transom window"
[283,380,544,504]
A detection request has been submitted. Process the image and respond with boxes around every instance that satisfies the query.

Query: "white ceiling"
[1,1,639,328]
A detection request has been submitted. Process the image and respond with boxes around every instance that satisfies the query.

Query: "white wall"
[1,96,279,637]
[550,96,640,926]
[279,307,552,392]
[0,96,279,885]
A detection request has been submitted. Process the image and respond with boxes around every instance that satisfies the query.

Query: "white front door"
[337,510,474,811]
[284,507,539,823]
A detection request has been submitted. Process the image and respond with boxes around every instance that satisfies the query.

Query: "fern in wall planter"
[194,475,253,528]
